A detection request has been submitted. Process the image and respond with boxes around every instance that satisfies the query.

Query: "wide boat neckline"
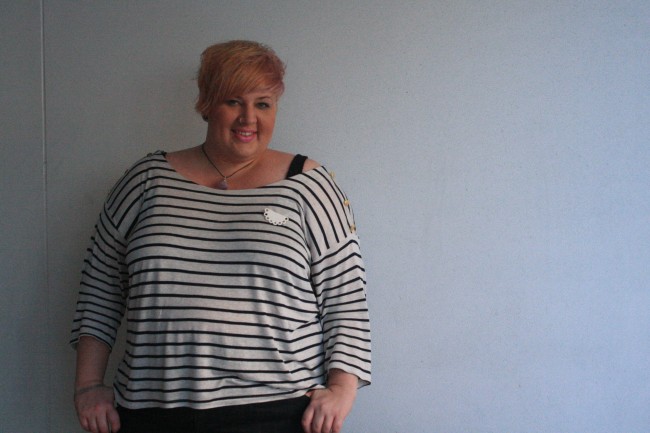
[156,150,323,193]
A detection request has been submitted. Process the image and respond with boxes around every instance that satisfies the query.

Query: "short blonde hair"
[195,40,286,120]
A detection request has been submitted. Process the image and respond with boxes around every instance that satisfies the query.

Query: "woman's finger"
[87,416,98,433]
[318,415,333,433]
[302,404,314,433]
[79,416,89,432]
[310,409,325,433]
[107,407,121,433]
[97,413,112,433]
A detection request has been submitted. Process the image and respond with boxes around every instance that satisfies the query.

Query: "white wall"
[2,1,649,432]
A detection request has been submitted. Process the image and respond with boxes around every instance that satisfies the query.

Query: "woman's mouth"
[233,129,256,142]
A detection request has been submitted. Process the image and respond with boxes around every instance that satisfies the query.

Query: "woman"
[71,40,371,433]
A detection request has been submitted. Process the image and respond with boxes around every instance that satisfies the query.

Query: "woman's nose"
[238,106,256,124]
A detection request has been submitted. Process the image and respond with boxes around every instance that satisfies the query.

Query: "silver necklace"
[201,143,255,190]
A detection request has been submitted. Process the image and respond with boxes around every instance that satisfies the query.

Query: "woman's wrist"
[73,383,110,399]
[327,369,359,392]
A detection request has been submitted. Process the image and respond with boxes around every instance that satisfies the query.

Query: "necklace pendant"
[217,178,228,190]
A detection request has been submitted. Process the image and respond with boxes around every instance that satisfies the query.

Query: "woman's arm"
[75,336,110,389]
[302,369,359,433]
[74,336,120,433]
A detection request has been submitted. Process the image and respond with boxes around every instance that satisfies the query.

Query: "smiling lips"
[233,128,257,143]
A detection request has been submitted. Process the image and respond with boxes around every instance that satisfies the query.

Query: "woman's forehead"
[227,87,280,99]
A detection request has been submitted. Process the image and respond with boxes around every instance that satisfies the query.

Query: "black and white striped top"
[70,151,371,409]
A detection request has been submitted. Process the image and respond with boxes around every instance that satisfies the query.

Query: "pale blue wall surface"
[2,1,649,432]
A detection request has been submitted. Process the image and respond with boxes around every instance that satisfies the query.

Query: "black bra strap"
[286,154,308,178]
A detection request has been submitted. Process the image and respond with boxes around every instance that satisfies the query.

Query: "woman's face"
[205,89,278,161]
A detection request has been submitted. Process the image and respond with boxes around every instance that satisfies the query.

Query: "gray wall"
[2,1,649,432]
[1,2,49,433]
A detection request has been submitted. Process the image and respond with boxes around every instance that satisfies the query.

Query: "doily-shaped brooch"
[264,208,289,226]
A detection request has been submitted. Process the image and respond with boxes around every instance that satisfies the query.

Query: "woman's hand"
[302,369,358,433]
[74,336,119,433]
[74,385,120,433]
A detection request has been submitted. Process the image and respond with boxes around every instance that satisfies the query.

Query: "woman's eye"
[257,102,271,109]
[225,99,240,106]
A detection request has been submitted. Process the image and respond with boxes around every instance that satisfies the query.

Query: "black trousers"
[116,396,310,433]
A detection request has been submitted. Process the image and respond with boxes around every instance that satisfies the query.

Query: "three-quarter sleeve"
[70,156,149,349]
[70,206,129,349]
[301,168,372,386]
